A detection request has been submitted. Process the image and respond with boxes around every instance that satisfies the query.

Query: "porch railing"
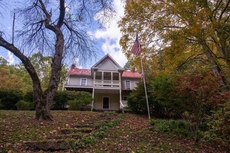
[94,79,120,87]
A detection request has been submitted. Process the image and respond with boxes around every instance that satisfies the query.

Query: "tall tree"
[0,0,114,120]
[119,0,230,86]
[0,58,26,91]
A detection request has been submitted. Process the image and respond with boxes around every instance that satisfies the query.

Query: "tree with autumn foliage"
[0,0,114,120]
[119,0,230,86]
[174,69,230,142]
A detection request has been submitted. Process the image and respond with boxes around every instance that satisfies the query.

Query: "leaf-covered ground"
[0,111,227,153]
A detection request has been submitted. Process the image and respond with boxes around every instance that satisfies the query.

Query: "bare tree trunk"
[0,35,62,121]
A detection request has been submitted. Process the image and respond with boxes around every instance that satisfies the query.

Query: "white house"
[64,54,142,111]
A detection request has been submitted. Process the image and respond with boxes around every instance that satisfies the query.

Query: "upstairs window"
[80,78,87,86]
[125,80,131,89]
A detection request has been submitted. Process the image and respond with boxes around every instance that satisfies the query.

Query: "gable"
[92,54,123,71]
[96,58,119,70]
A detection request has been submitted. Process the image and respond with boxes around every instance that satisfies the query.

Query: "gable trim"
[91,54,123,70]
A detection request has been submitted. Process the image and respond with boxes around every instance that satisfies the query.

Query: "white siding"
[97,59,119,71]
[68,75,93,86]
[121,78,140,90]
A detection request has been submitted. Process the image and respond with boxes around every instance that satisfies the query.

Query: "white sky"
[0,0,127,68]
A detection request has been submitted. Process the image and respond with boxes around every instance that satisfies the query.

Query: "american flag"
[131,32,141,56]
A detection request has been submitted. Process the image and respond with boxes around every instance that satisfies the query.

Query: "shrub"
[128,76,182,119]
[0,99,3,109]
[67,91,92,111]
[127,82,156,114]
[175,70,229,142]
[0,90,23,110]
[53,91,69,110]
[150,73,183,119]
[202,100,230,148]
[68,99,91,111]
[15,100,34,110]
[24,91,33,102]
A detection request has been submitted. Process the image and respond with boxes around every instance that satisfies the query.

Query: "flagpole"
[138,33,151,120]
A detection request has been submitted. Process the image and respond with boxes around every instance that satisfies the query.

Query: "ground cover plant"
[0,110,227,152]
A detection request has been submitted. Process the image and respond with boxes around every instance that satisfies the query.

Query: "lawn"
[0,110,227,153]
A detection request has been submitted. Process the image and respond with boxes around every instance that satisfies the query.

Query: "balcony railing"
[94,79,120,87]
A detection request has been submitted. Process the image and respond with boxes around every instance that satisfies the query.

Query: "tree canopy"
[119,0,230,86]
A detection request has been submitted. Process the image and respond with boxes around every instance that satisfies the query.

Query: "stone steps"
[21,112,118,151]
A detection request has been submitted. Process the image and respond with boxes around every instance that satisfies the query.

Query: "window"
[123,96,128,100]
[125,80,131,89]
[80,78,87,86]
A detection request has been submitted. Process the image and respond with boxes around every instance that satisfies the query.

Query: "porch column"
[111,72,113,87]
[102,71,104,84]
[119,72,123,112]
[91,71,96,111]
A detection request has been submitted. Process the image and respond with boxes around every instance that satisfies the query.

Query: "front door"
[103,97,109,109]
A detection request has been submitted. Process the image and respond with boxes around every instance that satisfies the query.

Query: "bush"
[0,99,3,109]
[15,100,34,110]
[128,76,181,119]
[149,119,191,137]
[67,91,92,111]
[150,73,183,118]
[202,100,230,148]
[127,82,156,114]
[52,91,69,110]
[0,90,23,110]
[68,99,91,111]
[24,91,33,102]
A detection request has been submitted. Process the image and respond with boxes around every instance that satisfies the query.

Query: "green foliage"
[53,91,69,110]
[0,57,9,66]
[150,73,183,118]
[0,65,29,92]
[15,100,34,110]
[119,1,230,84]
[128,75,182,118]
[67,91,92,111]
[127,81,155,114]
[150,119,191,138]
[0,99,3,109]
[202,100,230,148]
[0,90,23,110]
[23,91,33,102]
[175,70,229,142]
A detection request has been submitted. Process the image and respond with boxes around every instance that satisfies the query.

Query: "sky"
[0,0,128,69]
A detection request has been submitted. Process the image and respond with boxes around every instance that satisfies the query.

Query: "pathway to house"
[8,112,226,152]
[79,113,226,153]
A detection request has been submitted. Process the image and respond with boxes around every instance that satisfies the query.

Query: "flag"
[131,32,141,56]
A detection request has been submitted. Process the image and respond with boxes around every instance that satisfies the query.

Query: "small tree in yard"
[175,70,229,143]
[0,0,114,120]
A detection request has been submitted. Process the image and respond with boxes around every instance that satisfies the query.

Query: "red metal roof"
[68,68,141,78]
[68,68,91,76]
[122,71,142,78]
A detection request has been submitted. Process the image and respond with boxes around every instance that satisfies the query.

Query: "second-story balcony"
[94,79,120,88]
[93,71,121,89]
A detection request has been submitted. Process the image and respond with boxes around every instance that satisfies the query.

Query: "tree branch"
[218,0,230,22]
[57,0,65,28]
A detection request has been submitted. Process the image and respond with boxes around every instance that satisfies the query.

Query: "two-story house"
[64,54,142,111]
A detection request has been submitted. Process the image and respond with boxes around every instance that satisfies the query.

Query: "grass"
[0,110,227,153]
